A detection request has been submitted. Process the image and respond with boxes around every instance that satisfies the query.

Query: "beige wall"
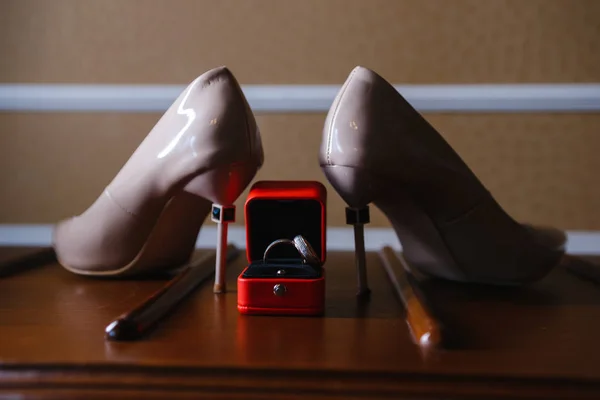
[1,0,599,229]
[2,0,599,83]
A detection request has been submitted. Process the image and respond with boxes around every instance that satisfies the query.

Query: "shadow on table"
[414,255,600,350]
[0,248,57,278]
[418,255,600,307]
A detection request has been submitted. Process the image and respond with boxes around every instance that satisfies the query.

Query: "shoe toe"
[523,224,567,252]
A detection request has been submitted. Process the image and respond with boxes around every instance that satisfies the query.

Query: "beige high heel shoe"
[320,66,565,294]
[53,66,263,292]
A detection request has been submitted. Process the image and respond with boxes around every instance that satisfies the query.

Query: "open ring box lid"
[243,181,327,279]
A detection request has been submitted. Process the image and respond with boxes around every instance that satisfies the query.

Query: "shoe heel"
[321,165,381,297]
[346,206,371,297]
[184,161,259,293]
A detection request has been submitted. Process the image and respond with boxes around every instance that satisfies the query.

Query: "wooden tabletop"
[1,247,600,399]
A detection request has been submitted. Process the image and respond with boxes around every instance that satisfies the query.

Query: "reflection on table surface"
[2,248,600,398]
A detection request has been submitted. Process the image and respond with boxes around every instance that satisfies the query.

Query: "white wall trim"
[0,224,598,255]
[1,84,599,113]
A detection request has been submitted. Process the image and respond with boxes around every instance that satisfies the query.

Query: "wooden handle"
[106,245,240,340]
[379,246,441,348]
[0,248,56,278]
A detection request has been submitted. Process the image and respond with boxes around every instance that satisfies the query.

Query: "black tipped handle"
[105,245,240,341]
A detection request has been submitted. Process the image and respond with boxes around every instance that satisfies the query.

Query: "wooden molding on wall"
[1,83,600,113]
[1,224,599,255]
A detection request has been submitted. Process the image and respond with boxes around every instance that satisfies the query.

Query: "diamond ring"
[262,235,320,267]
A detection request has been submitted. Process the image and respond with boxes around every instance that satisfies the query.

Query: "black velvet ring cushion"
[242,258,322,279]
[245,198,323,279]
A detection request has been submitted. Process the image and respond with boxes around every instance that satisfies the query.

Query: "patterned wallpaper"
[1,0,599,83]
[0,0,598,229]
[0,113,598,229]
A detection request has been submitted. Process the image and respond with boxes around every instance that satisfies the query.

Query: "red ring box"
[237,181,327,316]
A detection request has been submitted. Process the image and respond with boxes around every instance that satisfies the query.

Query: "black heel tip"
[105,318,141,341]
[345,206,370,225]
[211,204,236,223]
[356,288,371,299]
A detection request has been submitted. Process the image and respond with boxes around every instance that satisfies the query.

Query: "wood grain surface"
[2,247,600,398]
